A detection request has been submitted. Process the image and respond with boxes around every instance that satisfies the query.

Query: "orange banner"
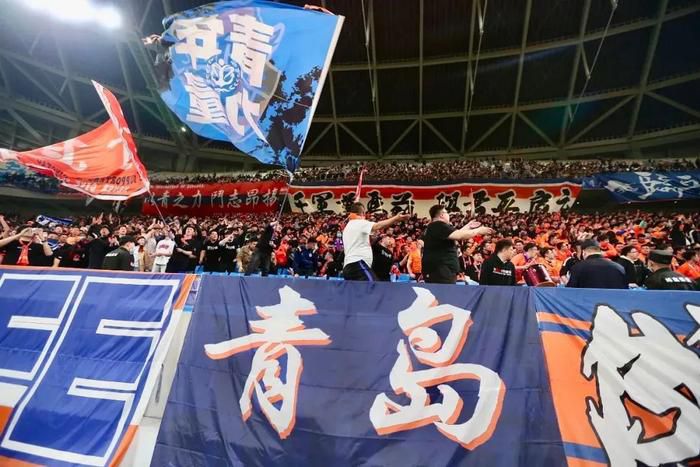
[0,81,148,200]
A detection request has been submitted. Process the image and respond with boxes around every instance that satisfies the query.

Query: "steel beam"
[568,95,635,144]
[303,123,333,154]
[559,0,592,146]
[518,112,555,147]
[646,91,700,120]
[339,122,376,156]
[309,70,700,123]
[331,5,700,72]
[468,114,510,152]
[368,0,383,156]
[321,0,341,159]
[460,0,478,155]
[508,0,533,153]
[115,43,144,135]
[385,120,418,156]
[3,58,71,113]
[418,0,424,157]
[424,119,458,154]
[627,0,669,138]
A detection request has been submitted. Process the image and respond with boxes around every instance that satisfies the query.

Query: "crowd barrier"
[0,267,697,466]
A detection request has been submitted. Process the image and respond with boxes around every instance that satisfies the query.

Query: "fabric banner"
[142,180,287,215]
[160,1,344,171]
[153,277,565,466]
[534,288,700,466]
[0,267,194,466]
[585,170,700,202]
[288,181,581,217]
[0,81,149,200]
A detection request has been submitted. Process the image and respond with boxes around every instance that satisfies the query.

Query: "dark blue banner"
[585,170,700,202]
[0,268,193,466]
[153,278,565,466]
[533,288,700,466]
[160,1,344,172]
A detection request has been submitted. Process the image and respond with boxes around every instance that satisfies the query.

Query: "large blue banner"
[533,288,700,466]
[0,268,193,466]
[585,170,700,202]
[160,1,344,172]
[153,278,565,466]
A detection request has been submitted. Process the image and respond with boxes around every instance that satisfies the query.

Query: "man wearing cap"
[102,236,135,271]
[567,239,627,289]
[644,249,697,291]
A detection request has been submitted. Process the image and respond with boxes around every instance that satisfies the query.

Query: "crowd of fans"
[148,157,700,186]
[1,208,698,289]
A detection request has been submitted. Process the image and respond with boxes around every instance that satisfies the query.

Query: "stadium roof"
[0,0,699,172]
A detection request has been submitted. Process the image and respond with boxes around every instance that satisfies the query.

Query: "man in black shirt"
[567,239,627,289]
[246,221,278,276]
[87,226,115,269]
[614,245,641,287]
[199,230,222,272]
[372,236,395,281]
[0,227,53,266]
[218,229,240,273]
[422,205,492,284]
[102,236,135,271]
[644,249,697,291]
[480,239,516,286]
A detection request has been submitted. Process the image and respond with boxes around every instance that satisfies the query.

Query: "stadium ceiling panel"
[0,0,698,172]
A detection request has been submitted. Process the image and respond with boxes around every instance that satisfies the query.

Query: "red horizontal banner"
[288,182,582,216]
[143,180,288,216]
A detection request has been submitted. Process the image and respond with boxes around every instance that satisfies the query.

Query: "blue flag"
[584,170,700,202]
[160,1,344,172]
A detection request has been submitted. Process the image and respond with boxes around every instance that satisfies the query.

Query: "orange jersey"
[538,258,561,280]
[408,249,422,274]
[677,261,700,280]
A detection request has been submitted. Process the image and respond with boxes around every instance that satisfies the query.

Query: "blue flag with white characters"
[159,1,344,172]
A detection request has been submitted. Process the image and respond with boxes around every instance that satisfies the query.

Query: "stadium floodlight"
[22,0,122,29]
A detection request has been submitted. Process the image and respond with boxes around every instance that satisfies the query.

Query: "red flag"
[0,81,149,200]
[354,167,366,202]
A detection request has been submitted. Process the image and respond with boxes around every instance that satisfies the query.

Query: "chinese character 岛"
[370,288,505,450]
[204,286,331,439]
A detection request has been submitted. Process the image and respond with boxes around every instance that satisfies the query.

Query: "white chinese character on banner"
[225,89,266,140]
[183,73,228,124]
[227,189,241,208]
[246,188,260,206]
[229,14,274,88]
[174,17,224,65]
[582,305,700,467]
[173,192,187,209]
[158,190,170,208]
[211,189,225,208]
[204,286,331,439]
[262,188,279,207]
[370,288,505,450]
[192,189,203,208]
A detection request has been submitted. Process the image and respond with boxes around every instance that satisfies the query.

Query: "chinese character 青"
[204,286,331,439]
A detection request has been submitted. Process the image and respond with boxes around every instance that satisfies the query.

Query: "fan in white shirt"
[342,202,409,281]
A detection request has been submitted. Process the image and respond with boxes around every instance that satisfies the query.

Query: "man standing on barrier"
[342,203,409,281]
[644,249,697,291]
[422,205,492,285]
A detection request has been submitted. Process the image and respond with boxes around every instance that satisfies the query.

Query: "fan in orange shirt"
[677,249,700,280]
[537,247,562,283]
[407,240,423,279]
[511,242,539,284]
